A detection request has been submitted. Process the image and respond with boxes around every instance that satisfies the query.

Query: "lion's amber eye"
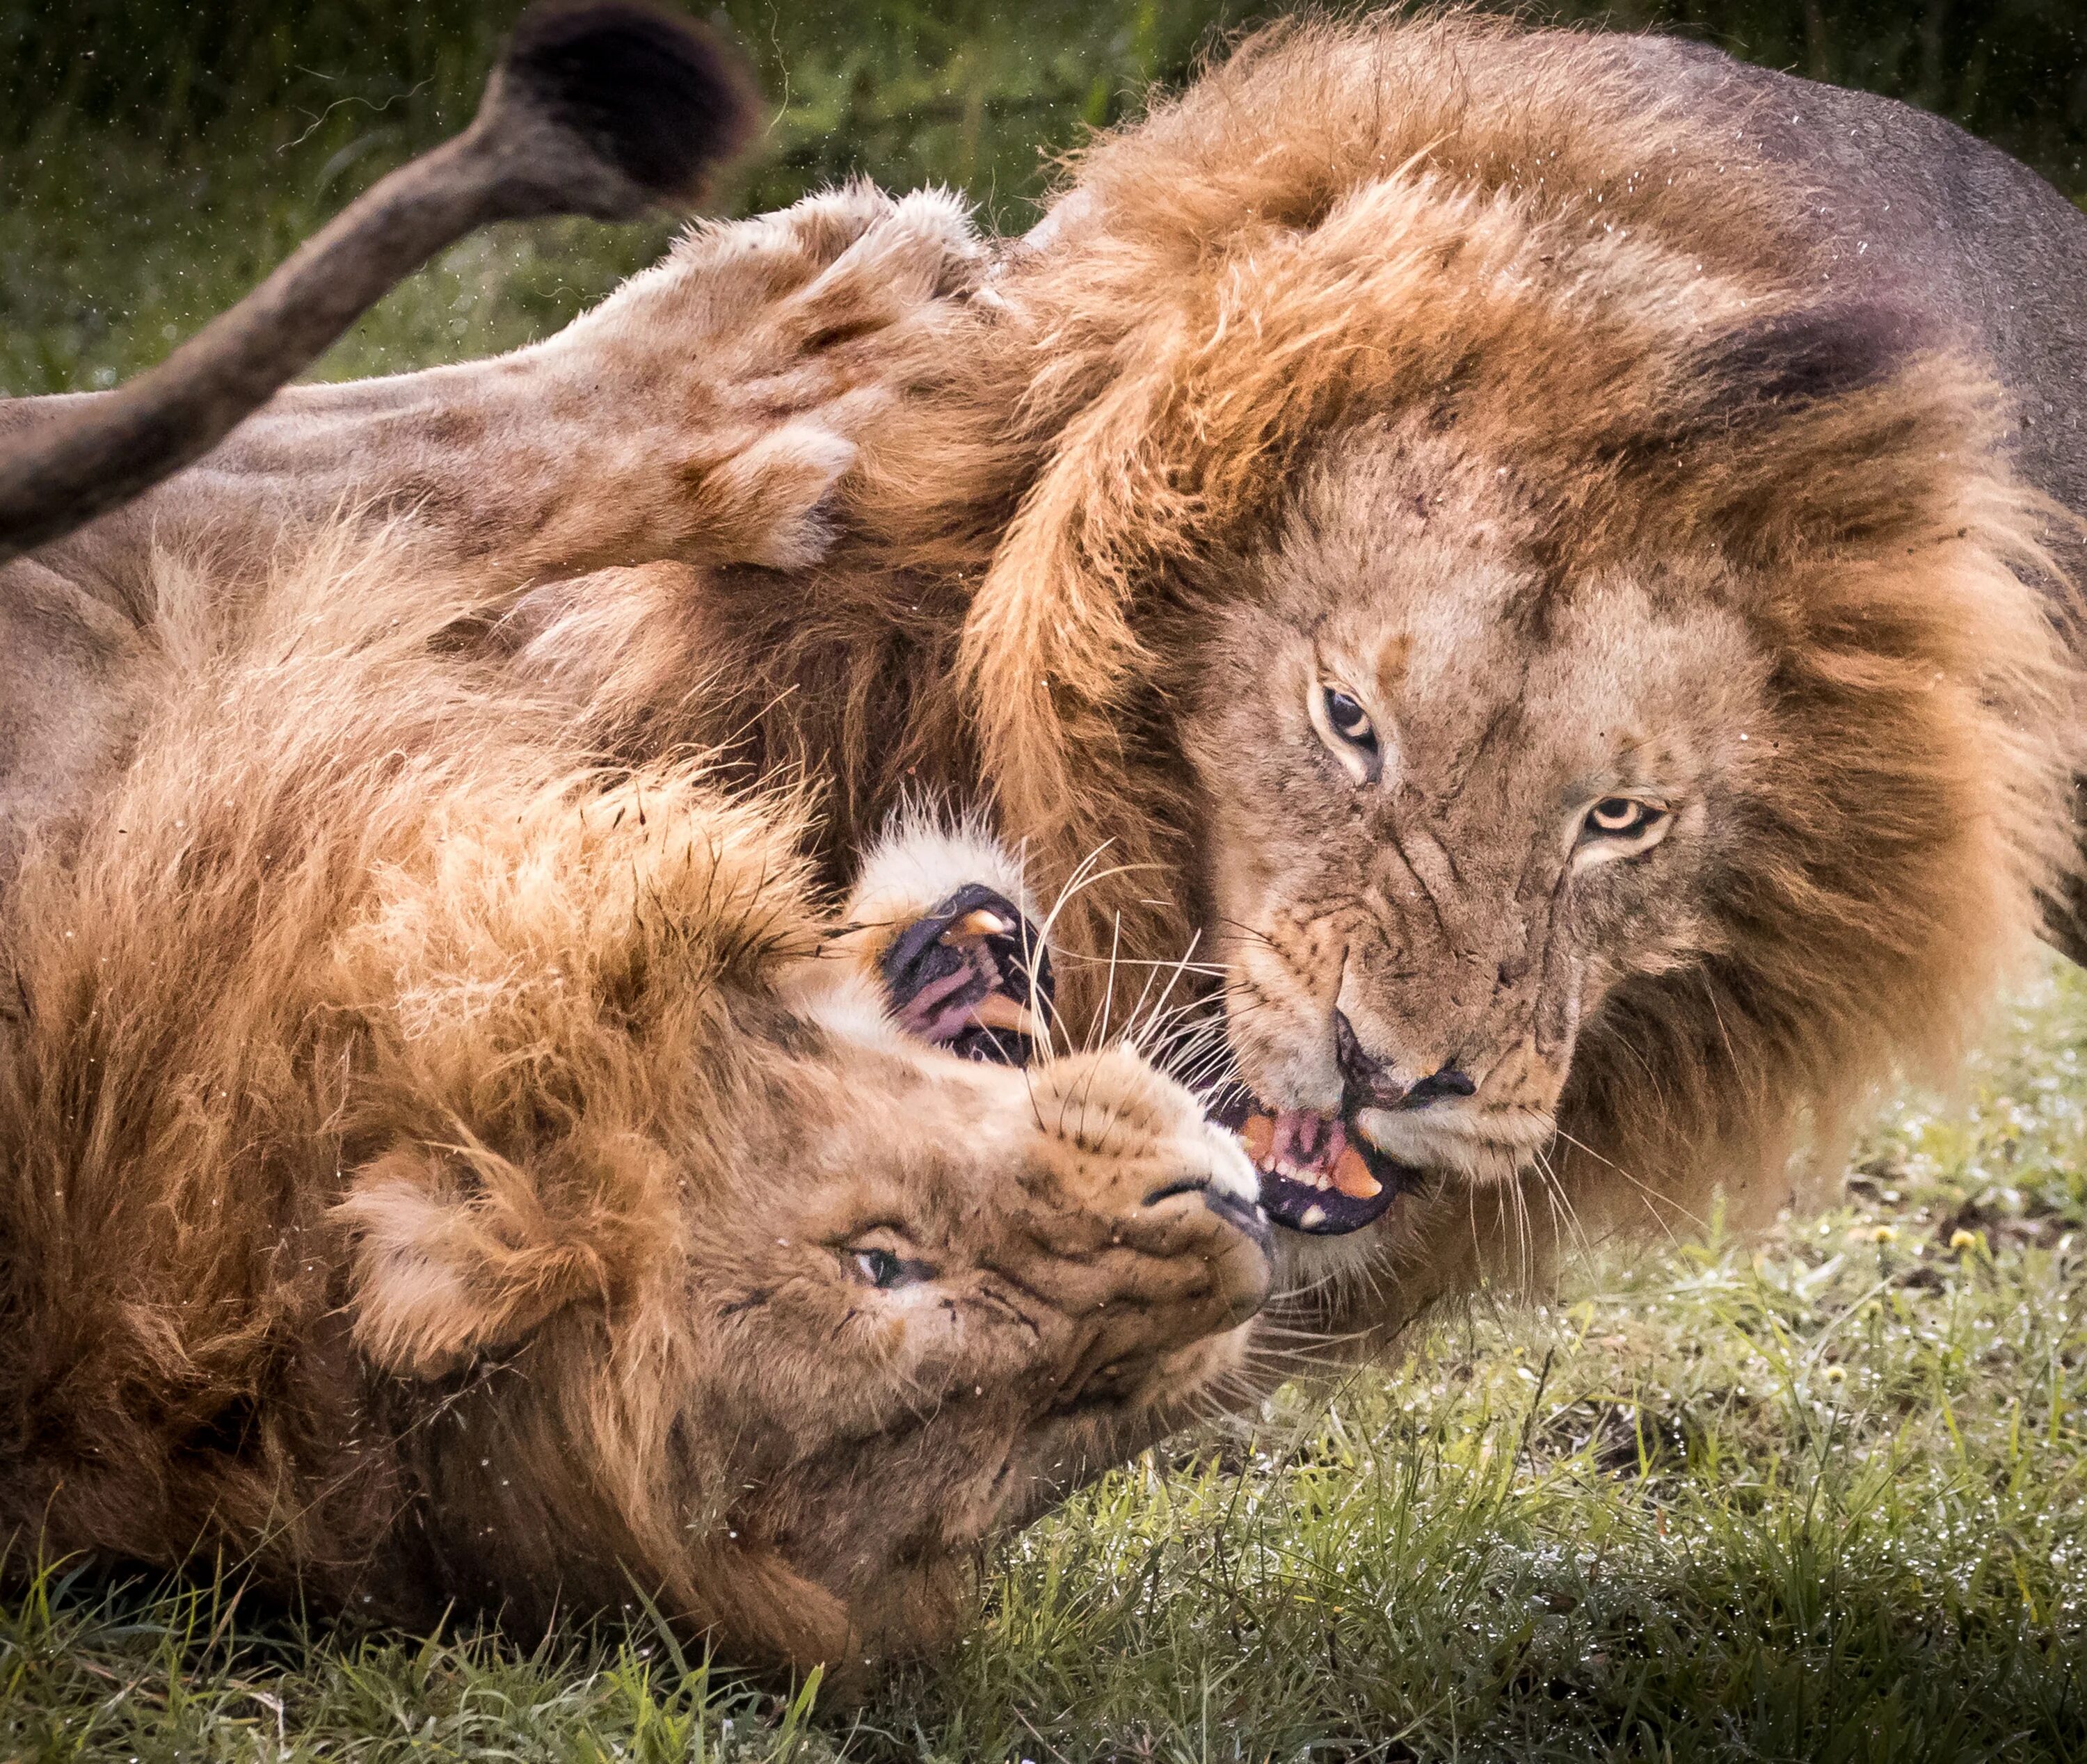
[851,1246,925,1290]
[1583,796,1662,839]
[1322,687,1377,751]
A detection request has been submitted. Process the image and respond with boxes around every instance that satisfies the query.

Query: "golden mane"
[0,520,1269,1665]
[987,13,2071,1246]
[945,13,2077,1259]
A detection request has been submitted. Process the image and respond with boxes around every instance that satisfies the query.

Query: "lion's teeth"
[1298,1204,1326,1229]
[973,994,1038,1035]
[1331,1146,1382,1200]
[942,909,1011,942]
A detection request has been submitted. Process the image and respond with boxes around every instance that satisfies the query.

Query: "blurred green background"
[3,1,2084,393]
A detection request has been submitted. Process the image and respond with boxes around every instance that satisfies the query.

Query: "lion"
[493,15,2087,1349]
[0,525,1270,1672]
[6,14,2084,1363]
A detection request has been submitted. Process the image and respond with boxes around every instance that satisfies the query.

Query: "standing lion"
[6,13,2084,1364]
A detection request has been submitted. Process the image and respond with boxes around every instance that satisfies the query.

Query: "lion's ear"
[1616,298,1994,568]
[1688,300,1929,426]
[339,1141,669,1380]
[684,419,858,570]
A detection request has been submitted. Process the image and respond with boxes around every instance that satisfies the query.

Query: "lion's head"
[1188,428,1761,1204]
[349,1016,1269,1668]
[0,532,1268,1674]
[1168,378,2069,1260]
[334,800,1272,1666]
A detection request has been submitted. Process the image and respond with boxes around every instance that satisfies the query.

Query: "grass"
[5,4,2086,1756]
[6,965,2083,1761]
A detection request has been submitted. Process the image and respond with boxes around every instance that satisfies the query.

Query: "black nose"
[1403,1066,1476,1106]
[1141,1178,1273,1251]
[1333,1010,1473,1112]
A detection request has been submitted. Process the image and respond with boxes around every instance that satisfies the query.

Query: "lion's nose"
[1403,1067,1476,1105]
[1333,1010,1473,1112]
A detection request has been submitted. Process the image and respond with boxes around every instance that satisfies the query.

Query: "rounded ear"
[1687,300,1929,424]
[1599,299,2006,569]
[338,1139,671,1380]
[682,419,858,569]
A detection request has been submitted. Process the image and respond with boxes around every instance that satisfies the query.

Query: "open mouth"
[881,883,1053,1067]
[881,888,1408,1237]
[1206,1087,1416,1235]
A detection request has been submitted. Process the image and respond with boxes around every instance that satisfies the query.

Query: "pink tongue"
[1272,1109,1345,1177]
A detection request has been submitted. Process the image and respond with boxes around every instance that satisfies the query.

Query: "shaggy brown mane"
[0,520,1270,1665]
[967,15,2074,1271]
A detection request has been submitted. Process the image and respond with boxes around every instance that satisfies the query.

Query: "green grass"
[6,965,2084,1761]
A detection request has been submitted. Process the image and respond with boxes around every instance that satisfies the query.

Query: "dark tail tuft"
[504,1,761,204]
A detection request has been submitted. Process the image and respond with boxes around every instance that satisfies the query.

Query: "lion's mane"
[0,518,1268,1664]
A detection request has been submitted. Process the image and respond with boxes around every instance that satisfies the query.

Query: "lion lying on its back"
[0,529,1268,1669]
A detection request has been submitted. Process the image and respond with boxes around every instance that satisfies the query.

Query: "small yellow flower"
[1871,1224,1899,1244]
[1949,1228,1980,1252]
[1823,1365,1847,1384]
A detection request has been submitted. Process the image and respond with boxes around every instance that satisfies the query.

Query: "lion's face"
[697,1034,1270,1637]
[362,1009,1270,1668]
[1183,431,1768,1238]
[648,1026,1273,1667]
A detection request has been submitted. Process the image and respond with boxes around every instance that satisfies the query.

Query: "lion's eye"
[1322,687,1377,751]
[1582,797,1665,840]
[1308,680,1383,784]
[849,1246,927,1290]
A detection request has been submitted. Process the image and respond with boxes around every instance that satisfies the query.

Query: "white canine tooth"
[1299,1204,1327,1229]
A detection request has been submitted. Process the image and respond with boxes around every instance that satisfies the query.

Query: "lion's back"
[1597,31,2087,570]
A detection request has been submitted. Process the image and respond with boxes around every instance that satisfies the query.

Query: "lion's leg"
[10,186,977,616]
[0,189,979,877]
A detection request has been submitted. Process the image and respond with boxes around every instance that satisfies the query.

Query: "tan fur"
[0,186,981,881]
[0,527,1268,1670]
